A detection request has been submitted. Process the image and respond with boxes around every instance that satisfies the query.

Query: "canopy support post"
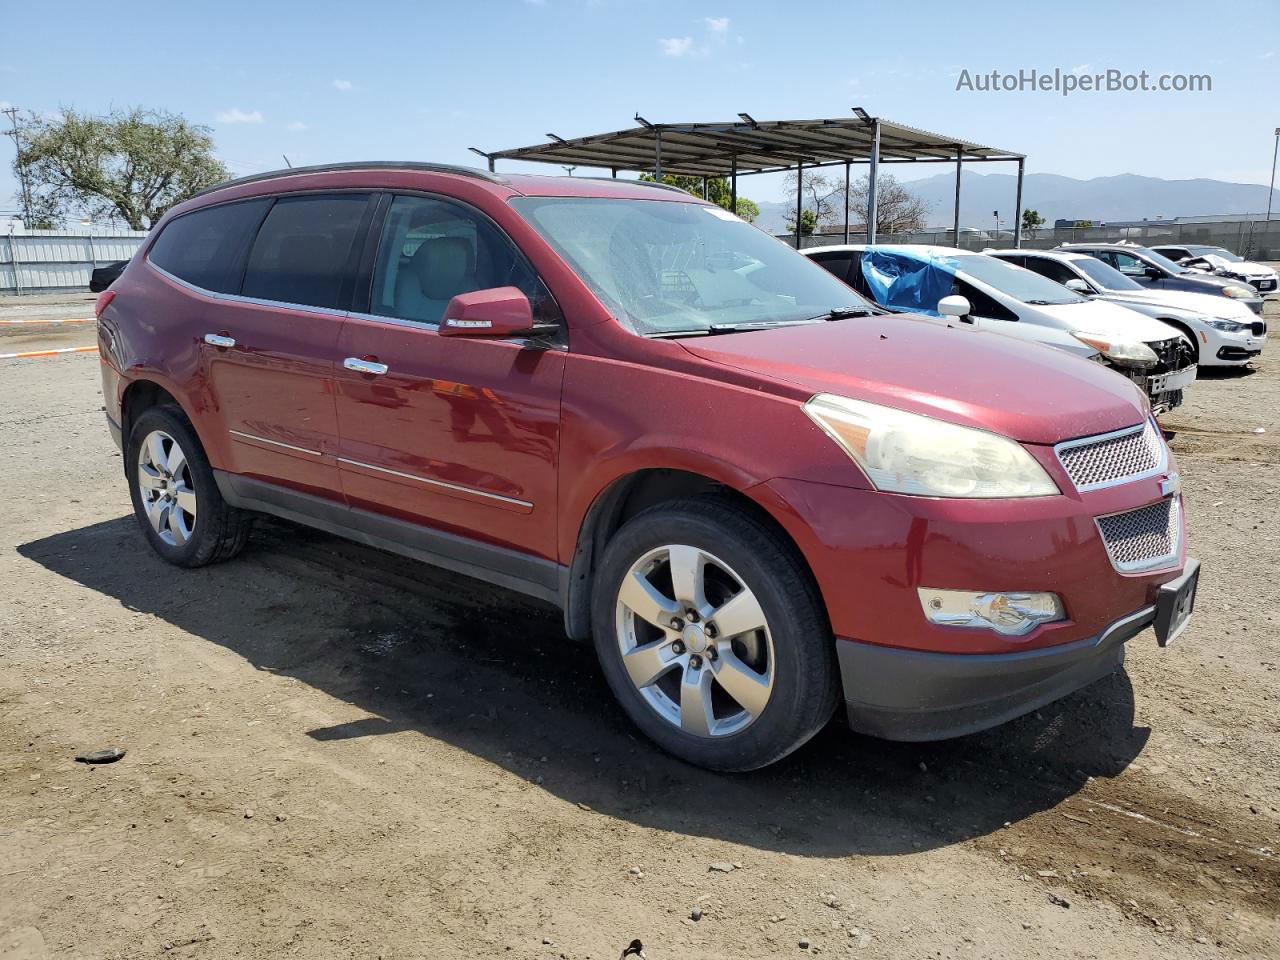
[794,161,804,249]
[866,118,881,244]
[953,147,963,246]
[843,161,851,244]
[730,154,737,213]
[1013,157,1025,248]
[654,128,662,180]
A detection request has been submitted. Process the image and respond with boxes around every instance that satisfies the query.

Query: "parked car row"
[1148,243,1279,296]
[802,244,1199,413]
[803,241,1269,407]
[96,163,1199,771]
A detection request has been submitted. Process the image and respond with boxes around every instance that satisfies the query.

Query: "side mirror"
[938,295,972,320]
[1064,278,1091,295]
[439,286,540,338]
[1144,266,1164,280]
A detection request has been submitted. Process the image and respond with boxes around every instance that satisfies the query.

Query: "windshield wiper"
[705,319,824,334]
[805,305,880,321]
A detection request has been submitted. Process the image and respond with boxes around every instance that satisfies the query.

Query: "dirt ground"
[1,291,1277,960]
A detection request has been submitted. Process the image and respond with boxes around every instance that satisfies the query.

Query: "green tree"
[1074,219,1093,229]
[639,173,759,222]
[786,208,817,236]
[1021,208,1045,238]
[15,107,229,230]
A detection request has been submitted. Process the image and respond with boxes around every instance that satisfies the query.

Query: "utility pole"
[1266,127,1279,224]
[2,106,34,229]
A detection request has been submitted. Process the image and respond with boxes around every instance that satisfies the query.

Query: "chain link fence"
[779,217,1280,258]
[1,229,147,295]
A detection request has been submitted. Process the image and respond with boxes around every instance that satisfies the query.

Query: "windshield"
[949,253,1086,305]
[1070,256,1143,291]
[1189,245,1243,262]
[509,197,874,336]
[1134,247,1190,274]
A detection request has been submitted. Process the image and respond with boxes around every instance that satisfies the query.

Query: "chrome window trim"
[1094,496,1182,573]
[1053,418,1168,493]
[345,309,439,331]
[335,456,532,508]
[228,429,322,457]
[147,261,351,319]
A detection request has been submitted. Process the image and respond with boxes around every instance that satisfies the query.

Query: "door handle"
[204,333,236,348]
[344,357,389,375]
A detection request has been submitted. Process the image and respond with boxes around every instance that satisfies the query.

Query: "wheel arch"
[119,378,207,472]
[1154,317,1200,363]
[562,468,820,642]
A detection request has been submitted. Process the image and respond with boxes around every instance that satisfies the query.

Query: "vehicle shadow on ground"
[1198,365,1257,380]
[19,515,1151,858]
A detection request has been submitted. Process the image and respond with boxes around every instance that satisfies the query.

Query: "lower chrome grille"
[1096,497,1181,572]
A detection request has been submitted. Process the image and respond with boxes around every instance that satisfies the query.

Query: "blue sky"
[2,0,1278,219]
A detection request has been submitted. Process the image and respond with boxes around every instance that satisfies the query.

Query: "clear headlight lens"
[918,588,1065,637]
[1072,333,1159,368]
[1205,318,1247,333]
[1222,285,1256,299]
[803,394,1059,498]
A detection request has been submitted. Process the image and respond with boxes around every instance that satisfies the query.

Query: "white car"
[803,244,1197,413]
[1150,244,1279,297]
[986,248,1266,368]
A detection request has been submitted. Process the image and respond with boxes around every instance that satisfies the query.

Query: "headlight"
[803,394,1059,498]
[1222,285,1256,299]
[1205,318,1247,333]
[1072,333,1159,368]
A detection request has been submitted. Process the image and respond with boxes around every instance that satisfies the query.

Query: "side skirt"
[213,470,566,609]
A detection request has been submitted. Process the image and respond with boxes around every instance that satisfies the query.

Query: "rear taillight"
[94,290,116,318]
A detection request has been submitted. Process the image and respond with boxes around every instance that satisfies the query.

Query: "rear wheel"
[591,497,838,771]
[126,405,252,567]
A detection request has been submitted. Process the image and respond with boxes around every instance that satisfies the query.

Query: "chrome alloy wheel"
[136,430,197,546]
[614,544,775,738]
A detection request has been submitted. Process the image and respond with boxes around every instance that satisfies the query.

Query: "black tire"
[591,496,839,772]
[126,404,253,567]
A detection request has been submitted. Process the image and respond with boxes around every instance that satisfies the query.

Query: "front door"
[201,192,373,500]
[333,193,565,561]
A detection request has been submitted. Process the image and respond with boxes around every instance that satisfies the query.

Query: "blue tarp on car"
[860,249,961,316]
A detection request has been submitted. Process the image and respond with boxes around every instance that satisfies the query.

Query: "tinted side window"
[1022,257,1077,285]
[242,194,371,310]
[952,278,1017,321]
[368,194,562,328]
[808,253,855,284]
[147,199,270,293]
[1110,252,1147,276]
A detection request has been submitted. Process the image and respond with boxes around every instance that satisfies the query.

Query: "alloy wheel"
[614,544,775,738]
[136,430,197,547]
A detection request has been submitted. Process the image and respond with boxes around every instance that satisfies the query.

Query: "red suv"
[97,163,1199,771]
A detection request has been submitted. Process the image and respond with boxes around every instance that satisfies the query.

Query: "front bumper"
[837,604,1153,740]
[1200,325,1267,366]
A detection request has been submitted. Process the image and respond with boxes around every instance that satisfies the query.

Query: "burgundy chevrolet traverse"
[96,163,1199,771]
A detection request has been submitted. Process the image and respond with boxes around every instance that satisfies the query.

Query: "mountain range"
[751,172,1280,234]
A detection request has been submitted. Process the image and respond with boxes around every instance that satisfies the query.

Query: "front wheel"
[126,405,252,567]
[591,497,838,771]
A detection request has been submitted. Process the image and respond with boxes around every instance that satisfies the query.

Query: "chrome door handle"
[204,333,236,348]
[344,357,389,375]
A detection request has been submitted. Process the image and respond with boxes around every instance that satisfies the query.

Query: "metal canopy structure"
[481,110,1027,247]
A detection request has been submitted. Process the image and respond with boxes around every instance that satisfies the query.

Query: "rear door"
[202,192,374,499]
[332,192,566,560]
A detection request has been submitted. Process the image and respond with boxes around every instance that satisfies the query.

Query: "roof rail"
[574,176,697,196]
[189,161,507,200]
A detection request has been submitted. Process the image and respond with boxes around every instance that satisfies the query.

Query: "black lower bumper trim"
[105,411,122,452]
[837,606,1157,742]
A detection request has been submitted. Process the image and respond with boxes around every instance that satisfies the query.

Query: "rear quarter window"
[147,199,271,293]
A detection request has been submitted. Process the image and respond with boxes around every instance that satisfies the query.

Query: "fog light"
[918,588,1064,637]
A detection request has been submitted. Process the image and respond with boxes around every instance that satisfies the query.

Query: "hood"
[679,314,1147,444]
[1035,299,1182,343]
[1199,255,1274,278]
[1098,287,1257,321]
[1179,270,1259,295]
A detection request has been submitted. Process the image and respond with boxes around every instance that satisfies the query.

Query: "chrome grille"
[1055,420,1166,492]
[1096,497,1181,572]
